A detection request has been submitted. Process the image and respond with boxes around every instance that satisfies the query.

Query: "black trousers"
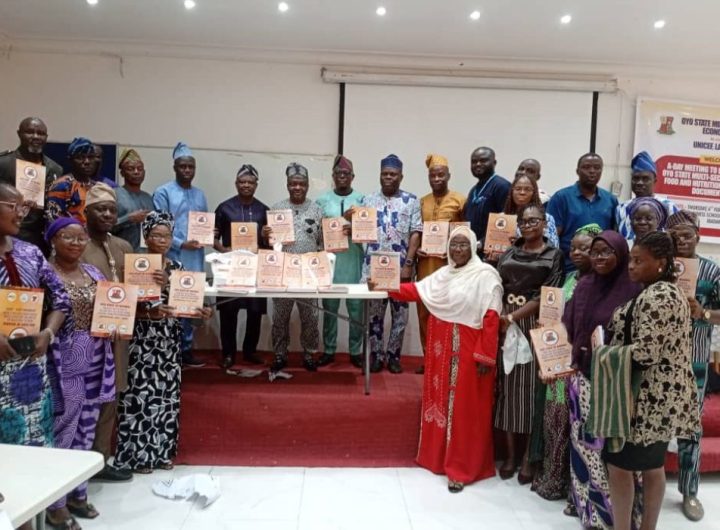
[219,298,264,359]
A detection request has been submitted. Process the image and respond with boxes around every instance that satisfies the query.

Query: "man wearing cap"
[153,142,209,368]
[261,163,323,373]
[0,117,63,251]
[667,210,720,522]
[615,151,679,239]
[214,164,269,368]
[356,154,421,374]
[80,182,134,483]
[464,146,511,252]
[113,148,153,251]
[415,154,465,374]
[315,155,365,369]
[46,136,106,226]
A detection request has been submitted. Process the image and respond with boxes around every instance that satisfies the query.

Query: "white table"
[0,444,104,529]
[204,283,388,394]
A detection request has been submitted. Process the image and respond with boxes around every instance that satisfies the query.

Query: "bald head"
[470,146,497,180]
[515,158,542,182]
[17,117,48,159]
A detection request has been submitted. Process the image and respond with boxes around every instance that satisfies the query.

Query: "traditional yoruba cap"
[237,164,259,178]
[627,196,668,230]
[142,210,175,239]
[118,148,143,167]
[631,151,656,175]
[333,155,353,173]
[574,223,602,237]
[67,137,94,157]
[667,210,700,231]
[286,163,309,179]
[45,217,83,243]
[425,153,449,168]
[381,154,403,170]
[172,142,193,160]
[85,182,117,207]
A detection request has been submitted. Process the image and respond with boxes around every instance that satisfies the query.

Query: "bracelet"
[507,314,514,323]
[42,328,55,343]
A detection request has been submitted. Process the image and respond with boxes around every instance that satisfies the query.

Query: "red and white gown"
[392,282,499,484]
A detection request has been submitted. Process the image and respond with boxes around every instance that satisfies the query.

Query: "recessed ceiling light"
[654,19,666,29]
[560,14,572,24]
[184,0,196,9]
[278,2,289,12]
[86,0,98,5]
[470,10,481,21]
[376,6,387,16]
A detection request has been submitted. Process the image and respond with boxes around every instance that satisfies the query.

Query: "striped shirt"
[692,256,720,363]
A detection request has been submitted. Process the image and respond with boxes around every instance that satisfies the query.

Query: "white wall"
[2,50,720,356]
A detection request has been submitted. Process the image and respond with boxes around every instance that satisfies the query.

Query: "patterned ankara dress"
[114,259,184,470]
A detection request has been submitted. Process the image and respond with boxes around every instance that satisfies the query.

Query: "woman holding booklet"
[114,211,212,473]
[562,230,642,529]
[494,204,564,483]
[45,217,116,529]
[370,225,502,492]
[0,183,70,530]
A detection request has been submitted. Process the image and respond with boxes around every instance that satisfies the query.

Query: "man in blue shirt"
[463,147,511,253]
[153,142,209,367]
[547,153,618,272]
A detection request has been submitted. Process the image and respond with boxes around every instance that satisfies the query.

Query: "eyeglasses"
[517,218,543,228]
[58,234,89,244]
[448,242,472,250]
[0,201,30,217]
[147,233,172,241]
[589,248,616,259]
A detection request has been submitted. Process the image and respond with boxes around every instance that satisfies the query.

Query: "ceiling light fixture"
[560,14,572,24]
[278,2,289,12]
[86,0,98,5]
[184,0,196,9]
[654,19,666,29]
[376,6,387,16]
[470,10,481,21]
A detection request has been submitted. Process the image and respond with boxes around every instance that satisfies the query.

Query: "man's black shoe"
[387,360,403,374]
[221,355,235,369]
[270,354,287,373]
[370,359,384,373]
[350,355,363,369]
[303,353,318,372]
[91,465,133,483]
[242,353,265,365]
[316,354,335,367]
[182,353,206,368]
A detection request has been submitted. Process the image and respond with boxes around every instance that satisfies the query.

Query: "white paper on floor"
[152,475,221,508]
[225,368,263,378]
[268,370,293,382]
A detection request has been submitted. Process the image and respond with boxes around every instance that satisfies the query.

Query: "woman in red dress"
[372,225,502,492]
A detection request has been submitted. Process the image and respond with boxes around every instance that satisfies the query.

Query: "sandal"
[157,462,174,470]
[133,467,152,474]
[447,480,464,493]
[45,514,82,530]
[563,502,578,517]
[67,501,99,520]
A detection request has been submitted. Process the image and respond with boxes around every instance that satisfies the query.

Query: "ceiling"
[0,0,714,68]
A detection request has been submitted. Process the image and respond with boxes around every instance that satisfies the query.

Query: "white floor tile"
[75,466,720,530]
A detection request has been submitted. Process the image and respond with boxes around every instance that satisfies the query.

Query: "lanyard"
[471,174,496,204]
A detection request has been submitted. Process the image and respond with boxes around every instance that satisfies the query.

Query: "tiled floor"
[82,466,720,530]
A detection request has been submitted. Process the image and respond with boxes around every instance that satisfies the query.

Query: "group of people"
[0,115,713,530]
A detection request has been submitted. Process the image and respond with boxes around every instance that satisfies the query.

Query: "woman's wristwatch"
[404,258,415,267]
[703,309,711,321]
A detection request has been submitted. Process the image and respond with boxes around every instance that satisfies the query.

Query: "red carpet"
[176,352,423,467]
[177,351,720,472]
[666,393,720,472]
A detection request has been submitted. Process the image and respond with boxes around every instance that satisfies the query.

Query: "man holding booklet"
[153,142,208,368]
[315,155,365,369]
[213,164,269,368]
[416,153,465,374]
[262,163,323,374]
